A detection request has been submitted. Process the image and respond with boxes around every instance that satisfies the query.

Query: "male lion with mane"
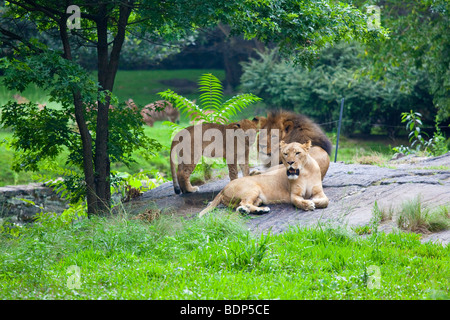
[198,140,329,217]
[256,111,332,180]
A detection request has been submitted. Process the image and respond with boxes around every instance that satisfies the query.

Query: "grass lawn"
[112,69,226,106]
[0,210,448,299]
[0,69,226,107]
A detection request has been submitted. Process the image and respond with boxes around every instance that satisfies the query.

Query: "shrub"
[392,111,449,156]
[240,43,436,136]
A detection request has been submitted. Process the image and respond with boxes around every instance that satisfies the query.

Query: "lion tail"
[170,139,181,194]
[198,190,224,218]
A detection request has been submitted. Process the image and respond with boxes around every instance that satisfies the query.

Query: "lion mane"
[262,110,332,155]
[257,110,332,179]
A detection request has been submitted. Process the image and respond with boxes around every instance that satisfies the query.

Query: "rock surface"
[135,152,450,245]
[0,183,68,223]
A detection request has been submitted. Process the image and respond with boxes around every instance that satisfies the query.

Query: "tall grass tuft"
[396,197,450,233]
[397,197,431,233]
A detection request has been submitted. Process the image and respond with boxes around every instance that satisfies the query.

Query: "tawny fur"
[198,141,329,217]
[257,111,331,179]
[170,118,260,194]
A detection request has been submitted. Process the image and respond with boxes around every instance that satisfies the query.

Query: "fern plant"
[158,73,262,126]
[158,73,262,180]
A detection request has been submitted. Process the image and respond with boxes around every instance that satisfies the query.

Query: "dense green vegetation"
[240,42,440,138]
[361,0,449,123]
[0,210,448,299]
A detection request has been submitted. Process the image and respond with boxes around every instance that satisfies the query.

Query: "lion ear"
[283,120,294,134]
[230,122,241,129]
[254,116,266,129]
[279,140,286,149]
[303,140,312,152]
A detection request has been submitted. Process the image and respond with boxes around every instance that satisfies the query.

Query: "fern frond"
[216,93,262,122]
[158,73,262,127]
[198,73,223,111]
[158,89,202,120]
[162,120,185,139]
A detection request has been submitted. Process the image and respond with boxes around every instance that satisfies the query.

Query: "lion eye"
[296,152,301,155]
[283,153,288,156]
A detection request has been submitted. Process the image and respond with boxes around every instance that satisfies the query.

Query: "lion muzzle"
[286,166,300,179]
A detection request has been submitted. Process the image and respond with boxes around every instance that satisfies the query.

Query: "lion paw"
[300,200,315,211]
[237,206,250,214]
[185,186,199,193]
[255,207,271,214]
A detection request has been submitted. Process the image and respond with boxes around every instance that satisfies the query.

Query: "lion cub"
[170,118,259,194]
[198,140,328,217]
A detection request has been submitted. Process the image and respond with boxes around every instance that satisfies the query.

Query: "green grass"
[330,135,395,163]
[396,198,450,233]
[112,69,226,106]
[0,211,448,299]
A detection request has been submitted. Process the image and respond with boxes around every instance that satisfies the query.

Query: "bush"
[240,43,436,136]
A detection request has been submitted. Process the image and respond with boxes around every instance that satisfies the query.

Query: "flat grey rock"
[135,152,450,245]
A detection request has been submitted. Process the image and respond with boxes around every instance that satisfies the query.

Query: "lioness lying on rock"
[198,140,329,217]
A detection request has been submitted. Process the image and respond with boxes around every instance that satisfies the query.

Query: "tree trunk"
[95,2,133,214]
[73,92,97,216]
[59,17,97,216]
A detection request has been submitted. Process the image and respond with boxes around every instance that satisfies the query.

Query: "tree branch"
[7,0,60,21]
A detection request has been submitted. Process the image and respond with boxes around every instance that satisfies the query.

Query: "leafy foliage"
[359,0,450,122]
[0,50,161,202]
[222,0,388,66]
[110,169,168,203]
[240,43,436,136]
[159,73,262,125]
[393,111,449,156]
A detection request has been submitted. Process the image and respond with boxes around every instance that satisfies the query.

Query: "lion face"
[257,114,293,165]
[234,118,260,131]
[280,140,311,180]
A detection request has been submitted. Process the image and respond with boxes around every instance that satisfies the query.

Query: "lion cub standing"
[170,119,259,194]
[198,141,328,217]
